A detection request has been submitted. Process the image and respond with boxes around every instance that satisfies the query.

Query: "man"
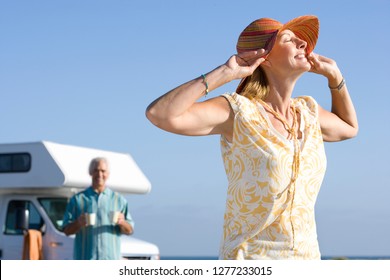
[63,157,134,260]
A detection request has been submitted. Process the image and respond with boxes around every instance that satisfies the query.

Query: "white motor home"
[0,141,159,260]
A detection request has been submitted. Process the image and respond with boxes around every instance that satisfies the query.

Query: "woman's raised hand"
[307,53,342,81]
[225,49,268,80]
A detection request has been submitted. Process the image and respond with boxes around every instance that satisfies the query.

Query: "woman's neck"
[264,79,296,118]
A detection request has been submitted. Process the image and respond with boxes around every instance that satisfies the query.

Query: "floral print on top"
[219,92,327,260]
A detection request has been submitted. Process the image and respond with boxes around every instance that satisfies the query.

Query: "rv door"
[1,198,44,259]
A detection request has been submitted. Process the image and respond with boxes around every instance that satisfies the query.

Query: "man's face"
[91,160,110,188]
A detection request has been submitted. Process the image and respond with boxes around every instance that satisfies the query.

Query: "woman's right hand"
[224,49,268,80]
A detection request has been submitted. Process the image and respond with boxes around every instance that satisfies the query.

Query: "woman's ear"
[261,58,272,68]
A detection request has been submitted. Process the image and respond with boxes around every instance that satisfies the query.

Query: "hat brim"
[281,15,319,54]
[236,15,319,94]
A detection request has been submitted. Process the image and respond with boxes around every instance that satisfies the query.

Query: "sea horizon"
[160,255,390,260]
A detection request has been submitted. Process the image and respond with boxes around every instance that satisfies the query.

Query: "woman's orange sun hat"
[236,15,319,93]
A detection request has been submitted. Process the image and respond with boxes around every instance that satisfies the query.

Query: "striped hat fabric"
[236,15,319,55]
[279,15,319,54]
[236,18,282,54]
[235,15,319,94]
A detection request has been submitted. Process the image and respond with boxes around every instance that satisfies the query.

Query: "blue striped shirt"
[63,187,134,260]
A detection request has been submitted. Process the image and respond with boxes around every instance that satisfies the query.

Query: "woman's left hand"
[307,53,341,81]
[308,53,358,142]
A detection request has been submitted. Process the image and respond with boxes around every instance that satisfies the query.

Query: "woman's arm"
[145,50,267,138]
[308,53,358,142]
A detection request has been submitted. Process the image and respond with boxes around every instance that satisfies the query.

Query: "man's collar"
[87,186,111,195]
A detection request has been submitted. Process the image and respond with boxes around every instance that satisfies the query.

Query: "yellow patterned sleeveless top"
[220,92,327,259]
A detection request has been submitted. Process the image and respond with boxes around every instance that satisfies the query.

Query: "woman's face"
[265,29,311,75]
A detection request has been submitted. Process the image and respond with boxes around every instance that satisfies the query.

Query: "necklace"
[260,101,298,140]
[258,99,300,183]
[258,99,301,250]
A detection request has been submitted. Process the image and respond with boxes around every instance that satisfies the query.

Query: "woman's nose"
[297,38,307,50]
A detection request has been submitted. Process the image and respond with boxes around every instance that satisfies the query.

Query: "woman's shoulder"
[221,92,257,112]
[294,96,319,116]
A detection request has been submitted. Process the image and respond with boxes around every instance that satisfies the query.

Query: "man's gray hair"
[88,157,109,175]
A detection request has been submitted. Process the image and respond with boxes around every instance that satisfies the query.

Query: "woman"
[146,15,358,259]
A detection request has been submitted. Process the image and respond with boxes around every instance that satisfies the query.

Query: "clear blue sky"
[1,0,389,257]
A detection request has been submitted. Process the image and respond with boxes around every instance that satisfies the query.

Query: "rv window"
[39,197,69,232]
[0,153,31,173]
[5,200,44,235]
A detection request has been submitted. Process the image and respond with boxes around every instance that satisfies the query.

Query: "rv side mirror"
[15,208,29,231]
